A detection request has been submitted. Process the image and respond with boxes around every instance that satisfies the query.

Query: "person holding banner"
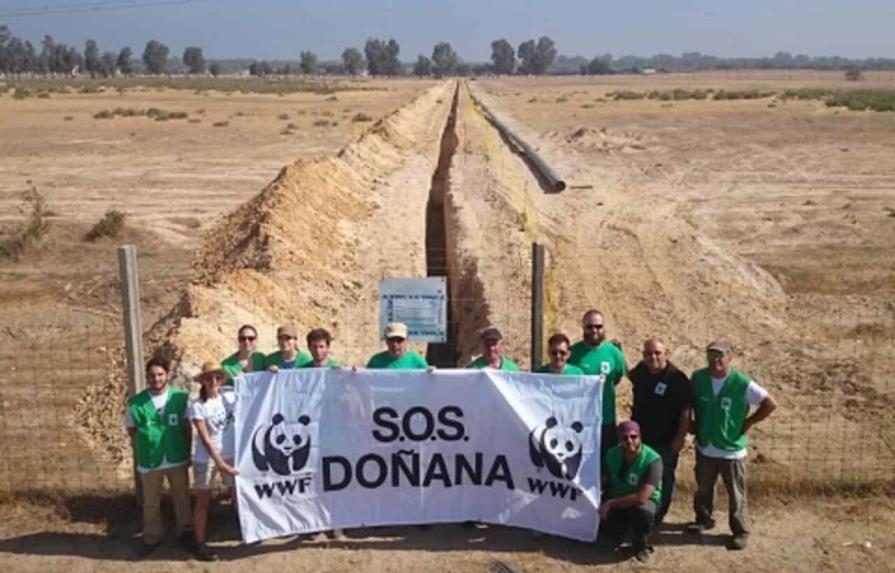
[300,328,342,368]
[266,325,312,372]
[366,322,430,370]
[688,339,777,551]
[221,324,267,383]
[466,327,520,371]
[599,420,662,563]
[124,358,194,558]
[190,362,238,561]
[568,310,627,457]
[534,333,584,375]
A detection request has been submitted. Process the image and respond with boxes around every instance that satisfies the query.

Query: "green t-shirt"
[466,355,520,371]
[366,351,429,370]
[265,350,313,370]
[299,358,341,368]
[534,363,586,375]
[568,340,627,425]
[221,351,267,383]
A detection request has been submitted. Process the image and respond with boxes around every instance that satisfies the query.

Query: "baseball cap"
[384,322,408,340]
[277,325,298,339]
[706,339,732,353]
[617,420,641,438]
[480,327,503,341]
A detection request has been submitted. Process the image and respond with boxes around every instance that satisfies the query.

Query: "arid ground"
[0,71,893,571]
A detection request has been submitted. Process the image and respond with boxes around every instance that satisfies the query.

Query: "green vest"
[605,443,662,503]
[127,387,189,470]
[221,351,267,383]
[692,367,751,452]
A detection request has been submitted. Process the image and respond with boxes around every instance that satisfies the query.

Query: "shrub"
[13,87,32,100]
[351,113,373,122]
[94,109,114,119]
[608,90,646,100]
[0,186,51,260]
[212,121,229,127]
[313,119,330,127]
[84,209,126,242]
[278,113,289,120]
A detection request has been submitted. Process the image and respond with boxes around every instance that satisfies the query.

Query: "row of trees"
[0,26,214,76]
[5,24,894,78]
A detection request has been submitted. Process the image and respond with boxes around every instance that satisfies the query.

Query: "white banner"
[234,369,603,543]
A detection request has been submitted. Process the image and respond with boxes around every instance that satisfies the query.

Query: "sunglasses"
[549,349,569,357]
[238,336,256,342]
[584,324,604,330]
[386,337,406,343]
[278,335,295,341]
[620,434,640,442]
[707,350,725,359]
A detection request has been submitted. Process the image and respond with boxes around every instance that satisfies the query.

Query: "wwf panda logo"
[251,413,312,476]
[529,416,584,480]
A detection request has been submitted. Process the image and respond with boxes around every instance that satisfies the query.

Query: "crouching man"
[599,420,662,562]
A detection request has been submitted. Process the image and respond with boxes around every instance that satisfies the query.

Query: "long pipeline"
[466,82,566,193]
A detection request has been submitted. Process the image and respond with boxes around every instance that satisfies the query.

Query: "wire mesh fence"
[0,242,891,496]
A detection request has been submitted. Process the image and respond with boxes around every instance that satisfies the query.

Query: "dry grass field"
[0,71,893,572]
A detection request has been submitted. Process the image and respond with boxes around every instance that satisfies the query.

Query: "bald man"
[627,338,693,527]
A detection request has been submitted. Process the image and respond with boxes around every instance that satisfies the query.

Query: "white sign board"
[234,369,603,543]
[378,277,447,342]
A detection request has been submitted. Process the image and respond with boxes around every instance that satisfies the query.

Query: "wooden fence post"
[530,242,545,369]
[118,244,144,504]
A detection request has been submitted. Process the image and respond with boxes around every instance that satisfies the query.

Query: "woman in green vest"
[125,357,194,558]
[599,420,662,562]
[220,324,267,383]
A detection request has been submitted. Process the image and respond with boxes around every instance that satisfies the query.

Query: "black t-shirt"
[628,361,693,448]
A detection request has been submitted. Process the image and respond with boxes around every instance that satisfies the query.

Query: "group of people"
[125,309,777,563]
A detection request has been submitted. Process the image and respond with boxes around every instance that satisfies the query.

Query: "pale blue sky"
[2,0,893,61]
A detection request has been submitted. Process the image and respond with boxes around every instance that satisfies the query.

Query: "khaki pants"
[693,451,750,535]
[141,464,192,545]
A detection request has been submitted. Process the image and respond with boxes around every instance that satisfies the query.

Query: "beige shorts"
[193,461,235,490]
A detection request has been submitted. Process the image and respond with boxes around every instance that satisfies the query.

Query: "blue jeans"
[651,444,679,525]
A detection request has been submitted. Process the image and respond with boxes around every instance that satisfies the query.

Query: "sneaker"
[195,543,220,562]
[135,542,160,559]
[728,534,749,550]
[634,546,651,562]
[686,519,716,534]
[178,531,198,553]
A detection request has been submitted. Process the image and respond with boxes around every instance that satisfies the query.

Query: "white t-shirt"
[698,376,769,460]
[189,388,237,464]
[123,390,187,474]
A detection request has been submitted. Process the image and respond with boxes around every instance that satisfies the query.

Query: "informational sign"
[234,369,603,543]
[378,277,447,342]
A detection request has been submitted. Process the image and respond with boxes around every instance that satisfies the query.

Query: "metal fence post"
[530,242,545,369]
[118,244,144,504]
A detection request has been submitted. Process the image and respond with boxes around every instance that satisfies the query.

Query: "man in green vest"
[124,357,194,557]
[688,339,777,551]
[534,333,585,375]
[266,325,312,371]
[366,322,430,370]
[599,420,662,562]
[466,327,519,371]
[568,309,627,458]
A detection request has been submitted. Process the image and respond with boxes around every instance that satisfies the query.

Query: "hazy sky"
[2,0,894,61]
